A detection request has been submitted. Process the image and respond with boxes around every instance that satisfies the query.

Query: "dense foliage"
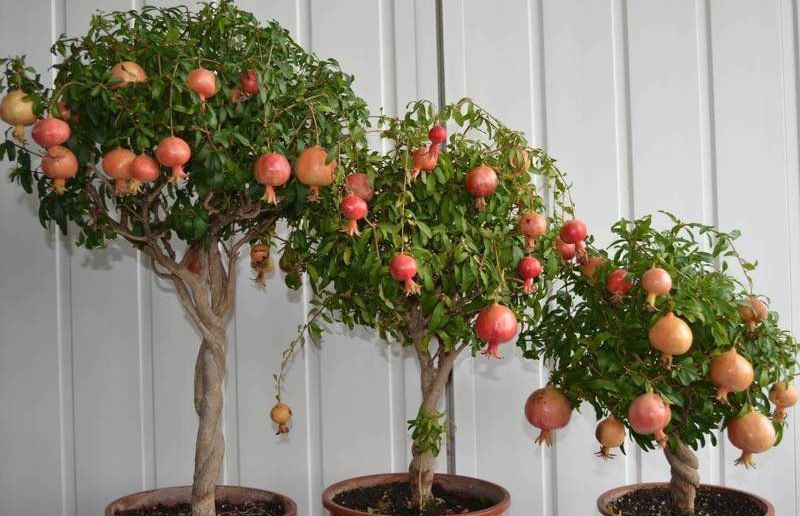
[525,213,799,453]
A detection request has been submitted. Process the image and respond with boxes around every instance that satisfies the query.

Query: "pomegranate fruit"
[580,256,606,284]
[642,267,672,311]
[109,61,147,88]
[129,154,161,192]
[595,415,626,460]
[187,67,217,101]
[606,269,633,303]
[628,392,671,448]
[475,303,518,359]
[250,243,273,286]
[254,152,291,204]
[517,256,543,294]
[295,145,336,201]
[648,311,693,367]
[390,254,421,296]
[240,69,259,95]
[738,296,769,332]
[410,146,438,180]
[524,386,572,446]
[555,237,577,261]
[102,147,136,196]
[465,164,498,211]
[519,211,547,251]
[511,148,531,176]
[1,90,37,141]
[770,382,798,421]
[345,173,374,201]
[270,402,292,435]
[250,243,269,264]
[339,194,367,236]
[41,145,78,195]
[428,125,447,145]
[710,348,754,403]
[559,219,588,245]
[31,117,70,148]
[156,136,191,182]
[727,410,776,468]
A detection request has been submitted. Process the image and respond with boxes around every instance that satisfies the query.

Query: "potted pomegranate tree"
[0,2,372,515]
[275,98,582,515]
[523,213,798,515]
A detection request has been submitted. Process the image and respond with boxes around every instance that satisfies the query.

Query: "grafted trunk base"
[664,438,700,515]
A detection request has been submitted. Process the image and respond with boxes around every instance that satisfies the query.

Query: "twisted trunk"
[664,438,700,515]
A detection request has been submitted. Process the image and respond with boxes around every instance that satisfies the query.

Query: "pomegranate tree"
[0,4,372,515]
[524,213,799,515]
[278,98,575,511]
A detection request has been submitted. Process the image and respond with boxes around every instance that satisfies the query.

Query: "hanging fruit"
[270,402,292,435]
[642,267,672,311]
[339,194,367,236]
[0,90,37,141]
[627,392,671,448]
[511,148,530,176]
[605,269,632,303]
[295,145,336,201]
[428,125,447,146]
[102,147,136,196]
[595,415,626,460]
[524,386,572,446]
[31,117,70,148]
[41,145,78,196]
[345,173,374,201]
[580,256,606,284]
[410,146,438,181]
[737,296,769,332]
[156,136,191,182]
[475,303,518,359]
[109,61,147,88]
[389,254,421,296]
[240,68,259,95]
[727,410,776,468]
[710,348,754,403]
[517,256,543,294]
[129,154,161,193]
[559,219,588,245]
[187,67,218,101]
[465,164,498,211]
[648,311,693,367]
[770,382,798,421]
[519,211,547,251]
[555,237,577,261]
[250,243,272,286]
[254,152,291,204]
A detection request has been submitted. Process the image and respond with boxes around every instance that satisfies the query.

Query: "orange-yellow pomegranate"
[770,382,798,421]
[595,415,626,460]
[648,312,693,367]
[270,402,292,435]
[709,348,754,403]
[727,410,776,468]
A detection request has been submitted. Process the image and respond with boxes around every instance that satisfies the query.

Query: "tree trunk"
[191,331,227,516]
[664,438,700,515]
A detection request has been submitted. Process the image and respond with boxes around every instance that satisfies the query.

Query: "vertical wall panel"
[710,1,798,513]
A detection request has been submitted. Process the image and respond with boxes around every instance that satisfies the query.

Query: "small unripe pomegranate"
[270,402,292,435]
[519,212,547,251]
[339,195,368,236]
[606,269,633,303]
[517,256,543,294]
[250,244,273,286]
[295,145,336,201]
[475,303,518,359]
[648,312,693,367]
[737,296,769,332]
[109,61,147,88]
[642,267,672,311]
[728,410,776,468]
[628,392,671,448]
[525,386,572,446]
[41,145,78,195]
[254,152,291,204]
[390,254,421,296]
[595,415,626,460]
[511,148,530,176]
[187,67,217,101]
[770,382,798,421]
[102,147,136,196]
[710,348,754,403]
[31,117,71,148]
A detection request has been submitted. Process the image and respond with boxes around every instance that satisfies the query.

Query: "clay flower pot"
[322,472,510,516]
[105,485,298,515]
[597,482,774,516]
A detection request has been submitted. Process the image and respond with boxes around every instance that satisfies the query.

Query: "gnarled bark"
[664,438,700,515]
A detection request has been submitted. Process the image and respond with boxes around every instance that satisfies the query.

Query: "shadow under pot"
[597,482,774,516]
[322,472,510,516]
[105,485,298,516]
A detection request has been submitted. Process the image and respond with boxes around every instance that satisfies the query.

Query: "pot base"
[597,483,774,516]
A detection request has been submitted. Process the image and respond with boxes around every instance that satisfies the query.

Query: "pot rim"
[321,472,510,516]
[596,482,774,516]
[104,484,298,516]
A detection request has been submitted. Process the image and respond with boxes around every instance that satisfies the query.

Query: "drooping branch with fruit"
[274,98,587,511]
[521,213,799,515]
[0,3,373,515]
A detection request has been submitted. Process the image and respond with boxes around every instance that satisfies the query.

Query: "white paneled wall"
[1,1,799,516]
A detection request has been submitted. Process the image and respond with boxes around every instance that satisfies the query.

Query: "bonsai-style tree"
[525,213,799,515]
[0,3,371,514]
[275,98,580,511]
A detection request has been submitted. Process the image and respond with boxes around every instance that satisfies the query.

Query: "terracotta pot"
[597,482,774,515]
[105,485,298,515]
[321,472,510,516]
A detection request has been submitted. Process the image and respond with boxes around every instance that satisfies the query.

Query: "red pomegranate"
[187,67,217,101]
[295,145,336,201]
[606,269,633,303]
[339,195,368,236]
[465,164,498,211]
[628,392,671,448]
[345,173,374,201]
[41,145,78,196]
[156,136,191,182]
[389,254,420,296]
[709,348,754,403]
[102,147,136,196]
[524,386,572,446]
[31,118,70,148]
[519,212,547,251]
[555,237,577,261]
[642,267,672,311]
[559,219,588,245]
[428,125,447,145]
[240,69,259,95]
[410,146,439,181]
[129,154,161,192]
[475,303,518,359]
[518,256,543,294]
[254,152,291,204]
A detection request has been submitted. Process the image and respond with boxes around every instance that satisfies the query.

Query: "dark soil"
[608,486,766,516]
[117,499,285,516]
[332,481,493,515]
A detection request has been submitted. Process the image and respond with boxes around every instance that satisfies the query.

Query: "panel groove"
[136,253,156,490]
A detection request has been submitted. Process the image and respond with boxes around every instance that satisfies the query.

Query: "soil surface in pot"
[117,500,285,516]
[608,486,765,516]
[332,481,493,515]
